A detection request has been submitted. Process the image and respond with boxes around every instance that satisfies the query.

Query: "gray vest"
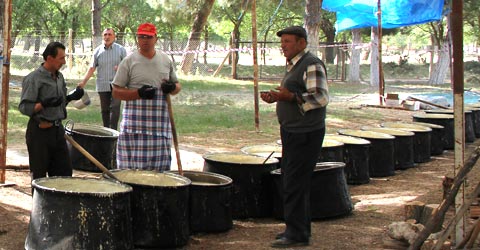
[276,52,326,133]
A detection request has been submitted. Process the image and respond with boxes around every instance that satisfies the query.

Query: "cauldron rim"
[65,123,119,138]
[412,113,454,119]
[271,162,346,175]
[322,138,344,148]
[167,170,233,187]
[325,134,371,145]
[240,144,282,158]
[32,176,133,196]
[202,152,279,165]
[105,169,191,188]
[338,129,395,140]
[381,122,432,132]
[360,126,415,137]
[412,121,444,129]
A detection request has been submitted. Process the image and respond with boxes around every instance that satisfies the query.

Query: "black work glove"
[66,87,84,102]
[161,81,176,94]
[41,96,63,107]
[138,85,156,99]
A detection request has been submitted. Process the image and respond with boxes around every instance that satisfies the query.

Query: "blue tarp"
[322,0,445,32]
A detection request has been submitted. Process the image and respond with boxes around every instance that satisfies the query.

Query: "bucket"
[361,126,415,170]
[338,129,395,177]
[412,113,454,150]
[412,121,445,155]
[325,134,371,185]
[319,138,344,162]
[425,109,475,143]
[241,144,282,167]
[107,170,191,248]
[270,162,353,220]
[65,122,119,172]
[381,122,432,163]
[168,170,233,233]
[73,91,91,109]
[203,152,279,219]
[25,177,133,250]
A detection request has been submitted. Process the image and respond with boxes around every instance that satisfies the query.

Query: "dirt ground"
[2,91,480,250]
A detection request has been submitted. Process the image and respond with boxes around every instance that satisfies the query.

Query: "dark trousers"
[99,91,121,130]
[26,118,72,181]
[280,127,325,242]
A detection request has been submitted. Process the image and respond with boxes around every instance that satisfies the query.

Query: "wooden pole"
[64,134,118,180]
[377,0,385,105]
[1,0,12,185]
[450,0,465,245]
[167,95,183,175]
[251,0,260,132]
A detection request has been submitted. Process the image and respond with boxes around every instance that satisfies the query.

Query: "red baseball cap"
[137,23,157,36]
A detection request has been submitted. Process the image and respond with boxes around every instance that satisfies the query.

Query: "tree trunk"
[180,0,216,75]
[428,40,450,85]
[349,29,362,84]
[320,16,336,64]
[370,27,379,87]
[91,0,102,49]
[304,0,322,56]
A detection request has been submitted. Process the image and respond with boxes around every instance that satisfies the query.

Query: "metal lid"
[361,126,414,137]
[203,152,279,165]
[412,112,454,119]
[338,129,395,140]
[322,138,344,148]
[241,144,282,158]
[325,134,371,145]
[381,122,432,132]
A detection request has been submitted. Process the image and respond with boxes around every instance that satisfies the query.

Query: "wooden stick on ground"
[407,96,449,109]
[432,180,480,250]
[407,146,480,250]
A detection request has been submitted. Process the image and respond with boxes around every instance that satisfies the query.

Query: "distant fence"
[8,34,356,81]
[9,32,474,82]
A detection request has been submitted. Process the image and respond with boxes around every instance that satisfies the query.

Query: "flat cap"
[276,26,307,39]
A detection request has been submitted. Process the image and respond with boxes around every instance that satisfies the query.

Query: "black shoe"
[275,232,285,240]
[271,237,309,248]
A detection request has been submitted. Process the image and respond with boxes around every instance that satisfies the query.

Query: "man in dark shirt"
[261,26,329,248]
[18,41,84,181]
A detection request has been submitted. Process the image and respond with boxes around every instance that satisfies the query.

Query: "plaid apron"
[116,89,172,171]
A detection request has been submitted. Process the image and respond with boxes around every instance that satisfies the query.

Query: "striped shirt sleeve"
[301,63,329,112]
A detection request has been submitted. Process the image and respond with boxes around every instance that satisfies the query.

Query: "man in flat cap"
[261,25,329,248]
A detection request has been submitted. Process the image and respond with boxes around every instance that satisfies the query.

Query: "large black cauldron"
[168,170,233,233]
[65,122,119,172]
[270,162,353,220]
[203,152,279,219]
[108,169,191,248]
[25,177,133,250]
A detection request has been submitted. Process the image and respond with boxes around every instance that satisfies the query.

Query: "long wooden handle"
[64,134,118,180]
[166,94,183,175]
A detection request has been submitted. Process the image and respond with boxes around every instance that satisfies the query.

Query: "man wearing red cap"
[111,22,181,171]
[261,25,329,248]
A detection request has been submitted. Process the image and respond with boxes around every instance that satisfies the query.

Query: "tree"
[90,0,112,48]
[349,29,362,84]
[304,0,322,56]
[180,0,216,74]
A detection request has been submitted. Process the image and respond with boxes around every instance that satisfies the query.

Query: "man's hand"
[41,96,63,107]
[260,91,277,103]
[270,87,295,102]
[161,81,176,94]
[138,85,156,99]
[66,87,84,102]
